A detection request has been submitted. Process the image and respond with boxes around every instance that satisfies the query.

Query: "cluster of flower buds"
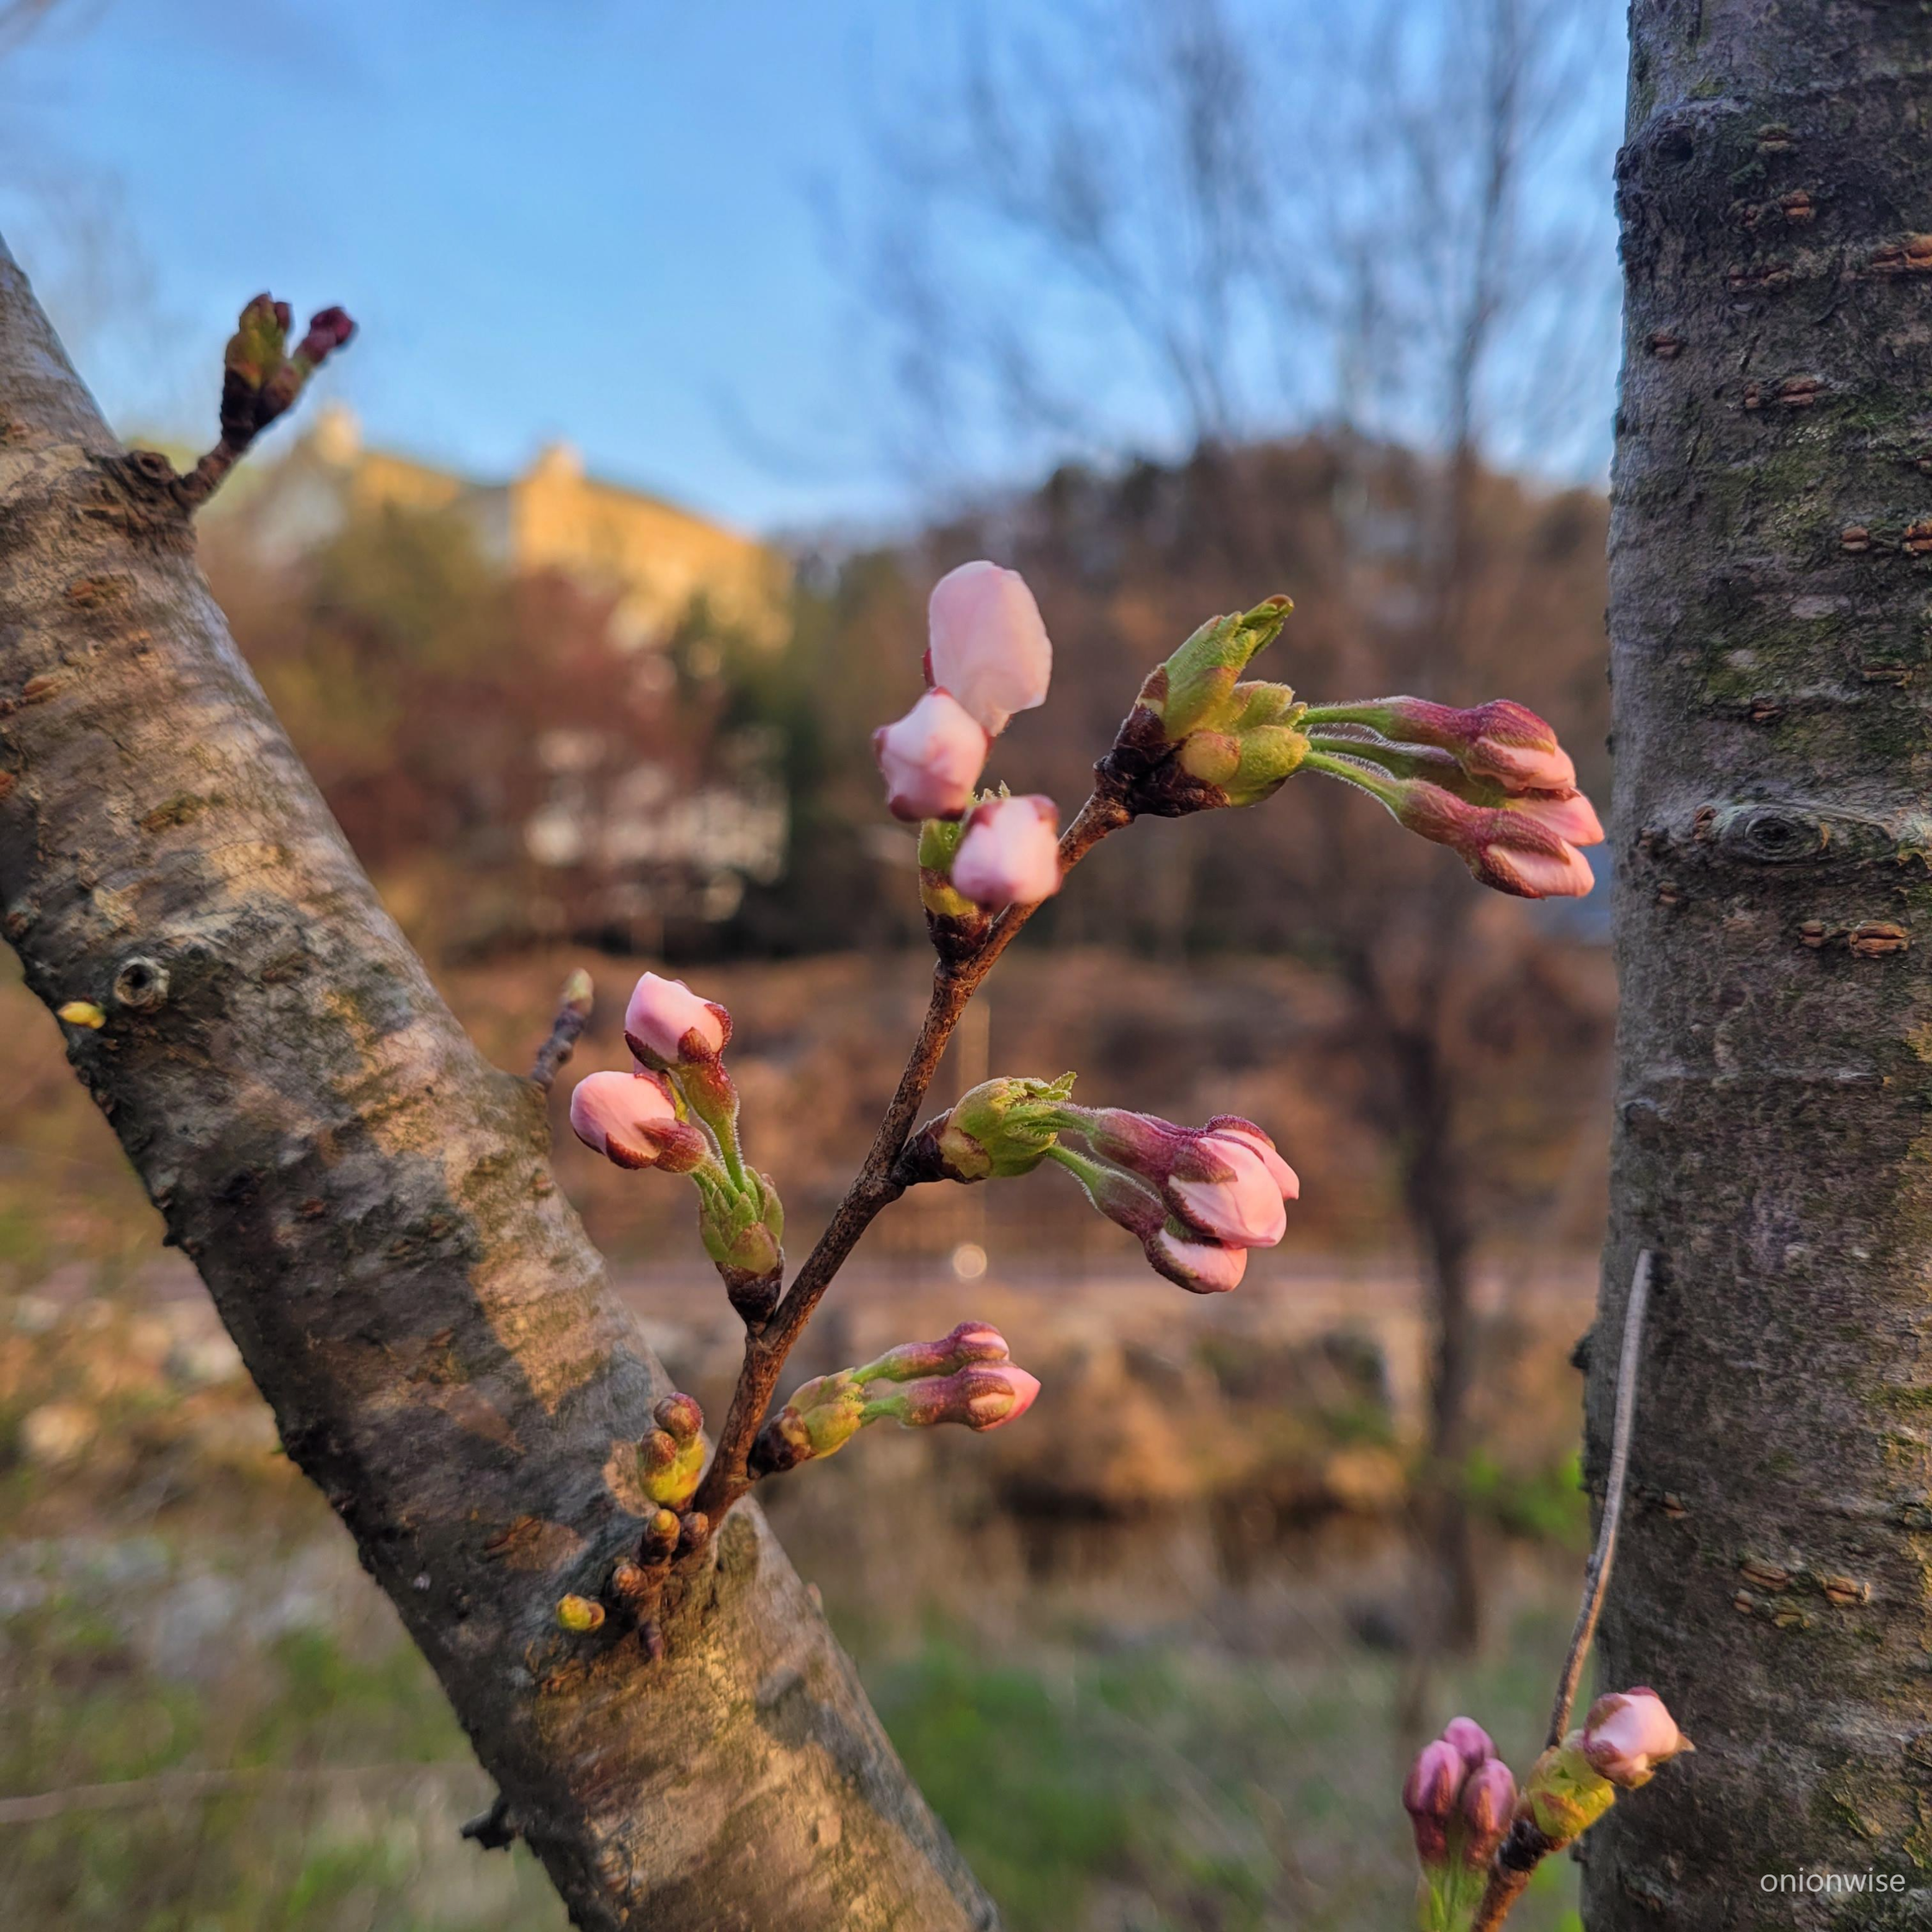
[1514,1688,1694,1851]
[906,1079,1297,1295]
[1298,696,1601,900]
[874,562,1053,819]
[548,1394,714,1662]
[1399,1689,1691,1929]
[748,1322,1040,1477]
[1097,595,1306,816]
[1047,1111,1298,1294]
[220,294,355,450]
[874,565,1066,920]
[639,1391,706,1510]
[1403,1717,1518,1931]
[569,973,787,1324]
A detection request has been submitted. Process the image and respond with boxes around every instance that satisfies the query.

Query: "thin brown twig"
[171,440,246,512]
[690,781,1132,1524]
[531,968,595,1092]
[1467,1246,1653,1932]
[0,1761,472,1826]
[1547,1247,1651,1748]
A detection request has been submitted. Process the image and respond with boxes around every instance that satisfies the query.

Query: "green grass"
[866,1626,1583,1932]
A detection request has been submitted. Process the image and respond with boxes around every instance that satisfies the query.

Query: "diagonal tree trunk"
[1589,6,1932,1923]
[0,234,998,1932]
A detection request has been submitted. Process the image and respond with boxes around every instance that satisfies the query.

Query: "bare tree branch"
[0,231,999,1932]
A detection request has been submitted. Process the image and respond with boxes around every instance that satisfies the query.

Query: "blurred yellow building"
[232,403,790,648]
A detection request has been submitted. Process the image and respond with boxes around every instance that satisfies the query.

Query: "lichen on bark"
[0,232,997,1932]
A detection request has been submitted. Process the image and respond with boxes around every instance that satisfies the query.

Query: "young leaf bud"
[1151,597,1294,743]
[654,1393,703,1443]
[639,1398,707,1509]
[637,1509,682,1564]
[917,813,996,959]
[912,1073,1075,1182]
[1516,1735,1621,1849]
[749,1370,869,1476]
[696,1169,786,1322]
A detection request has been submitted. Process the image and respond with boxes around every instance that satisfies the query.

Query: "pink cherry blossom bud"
[1050,1145,1170,1241]
[1202,1116,1301,1200]
[568,1070,708,1172]
[1147,1226,1248,1294]
[294,306,356,368]
[1064,1110,1297,1253]
[623,971,730,1066]
[1459,1757,1516,1866]
[1373,696,1577,793]
[873,689,991,822]
[1403,1738,1464,1867]
[1075,1108,1194,1181]
[1169,1129,1292,1248]
[860,1322,1012,1383]
[1481,838,1597,899]
[926,560,1053,735]
[1441,1716,1496,1777]
[882,1362,1042,1431]
[1393,780,1596,901]
[951,794,1062,908]
[1510,788,1605,847]
[1581,1687,1693,1788]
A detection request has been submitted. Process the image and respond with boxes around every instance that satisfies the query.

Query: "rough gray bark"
[0,234,998,1932]
[1590,7,1932,1924]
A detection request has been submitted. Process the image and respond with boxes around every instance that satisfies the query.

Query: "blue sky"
[0,0,1625,537]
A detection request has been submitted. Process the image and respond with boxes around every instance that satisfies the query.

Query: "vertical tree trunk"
[1590,7,1932,1923]
[0,234,998,1932]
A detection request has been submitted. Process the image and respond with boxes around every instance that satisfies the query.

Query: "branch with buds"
[547,553,1604,1657]
[161,293,356,511]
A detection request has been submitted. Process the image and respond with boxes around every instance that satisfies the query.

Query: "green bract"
[225,295,289,389]
[1517,1735,1618,1849]
[940,1072,1078,1180]
[1151,595,1294,739]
